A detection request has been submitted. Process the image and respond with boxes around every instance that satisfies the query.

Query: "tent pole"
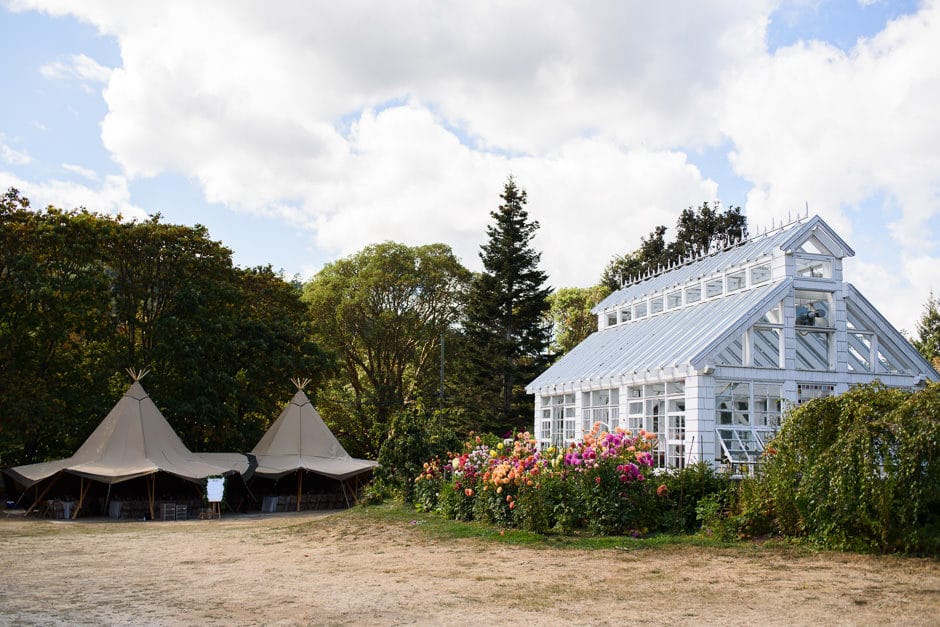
[296,470,303,512]
[25,474,61,516]
[148,474,156,521]
[72,477,90,519]
[340,479,350,509]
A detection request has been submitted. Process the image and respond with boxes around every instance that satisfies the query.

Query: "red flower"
[657,484,669,497]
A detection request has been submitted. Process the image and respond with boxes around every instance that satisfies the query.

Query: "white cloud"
[62,163,98,180]
[269,103,718,286]
[0,170,149,222]
[8,0,938,330]
[1,139,32,165]
[39,53,112,84]
[721,1,940,331]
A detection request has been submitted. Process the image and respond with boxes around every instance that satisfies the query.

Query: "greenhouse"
[527,215,939,470]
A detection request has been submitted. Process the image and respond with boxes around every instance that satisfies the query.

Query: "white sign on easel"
[206,477,224,518]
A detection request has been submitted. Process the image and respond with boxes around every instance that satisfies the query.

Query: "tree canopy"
[302,241,470,456]
[0,189,328,466]
[546,285,610,355]
[601,201,747,291]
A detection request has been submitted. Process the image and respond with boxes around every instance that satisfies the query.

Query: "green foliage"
[303,241,470,457]
[375,403,460,503]
[913,292,940,369]
[754,383,940,553]
[657,462,734,533]
[462,177,552,435]
[546,285,610,355]
[601,201,747,290]
[0,189,328,466]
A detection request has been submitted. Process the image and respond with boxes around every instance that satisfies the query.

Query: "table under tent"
[248,379,378,513]
[4,370,249,520]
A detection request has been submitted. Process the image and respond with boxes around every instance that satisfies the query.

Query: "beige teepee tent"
[250,379,377,510]
[6,369,248,518]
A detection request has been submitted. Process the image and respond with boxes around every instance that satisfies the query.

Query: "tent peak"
[126,367,150,382]
[291,377,311,392]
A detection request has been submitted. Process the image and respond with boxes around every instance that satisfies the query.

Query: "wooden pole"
[296,470,303,512]
[340,479,351,509]
[71,477,90,519]
[25,474,61,516]
[148,474,156,521]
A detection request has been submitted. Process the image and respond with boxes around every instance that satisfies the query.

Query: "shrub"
[375,404,460,503]
[758,382,940,553]
[657,462,733,533]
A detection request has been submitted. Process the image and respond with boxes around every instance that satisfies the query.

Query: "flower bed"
[415,424,662,535]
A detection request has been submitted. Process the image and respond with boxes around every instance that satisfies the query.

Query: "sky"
[1,0,938,334]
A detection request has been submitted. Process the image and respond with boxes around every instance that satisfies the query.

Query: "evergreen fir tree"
[463,177,552,435]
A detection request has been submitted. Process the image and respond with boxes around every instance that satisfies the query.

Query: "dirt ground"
[1,509,938,626]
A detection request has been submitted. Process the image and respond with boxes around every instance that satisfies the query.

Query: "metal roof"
[593,215,851,314]
[528,280,789,392]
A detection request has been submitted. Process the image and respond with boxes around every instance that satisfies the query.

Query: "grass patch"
[336,502,747,551]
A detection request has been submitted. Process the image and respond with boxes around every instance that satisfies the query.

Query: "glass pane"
[797,239,825,255]
[635,302,648,318]
[685,285,701,303]
[667,380,685,395]
[751,264,771,284]
[878,348,903,374]
[716,396,733,425]
[759,303,782,325]
[667,291,682,308]
[796,255,832,279]
[727,270,745,291]
[716,336,743,366]
[627,386,641,399]
[848,333,872,372]
[647,383,665,397]
[795,291,832,327]
[607,311,618,326]
[796,330,831,370]
[668,399,685,413]
[706,279,723,298]
[620,308,632,322]
[650,297,664,314]
[751,327,780,368]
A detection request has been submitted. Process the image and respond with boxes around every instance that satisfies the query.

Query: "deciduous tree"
[303,242,470,456]
[601,202,747,290]
[546,285,611,355]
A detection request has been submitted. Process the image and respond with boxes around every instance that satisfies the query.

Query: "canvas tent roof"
[6,380,249,488]
[251,389,378,480]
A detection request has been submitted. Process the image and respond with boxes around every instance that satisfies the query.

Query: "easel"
[206,476,224,519]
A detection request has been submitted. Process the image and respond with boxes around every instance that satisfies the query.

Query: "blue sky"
[1,1,938,332]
